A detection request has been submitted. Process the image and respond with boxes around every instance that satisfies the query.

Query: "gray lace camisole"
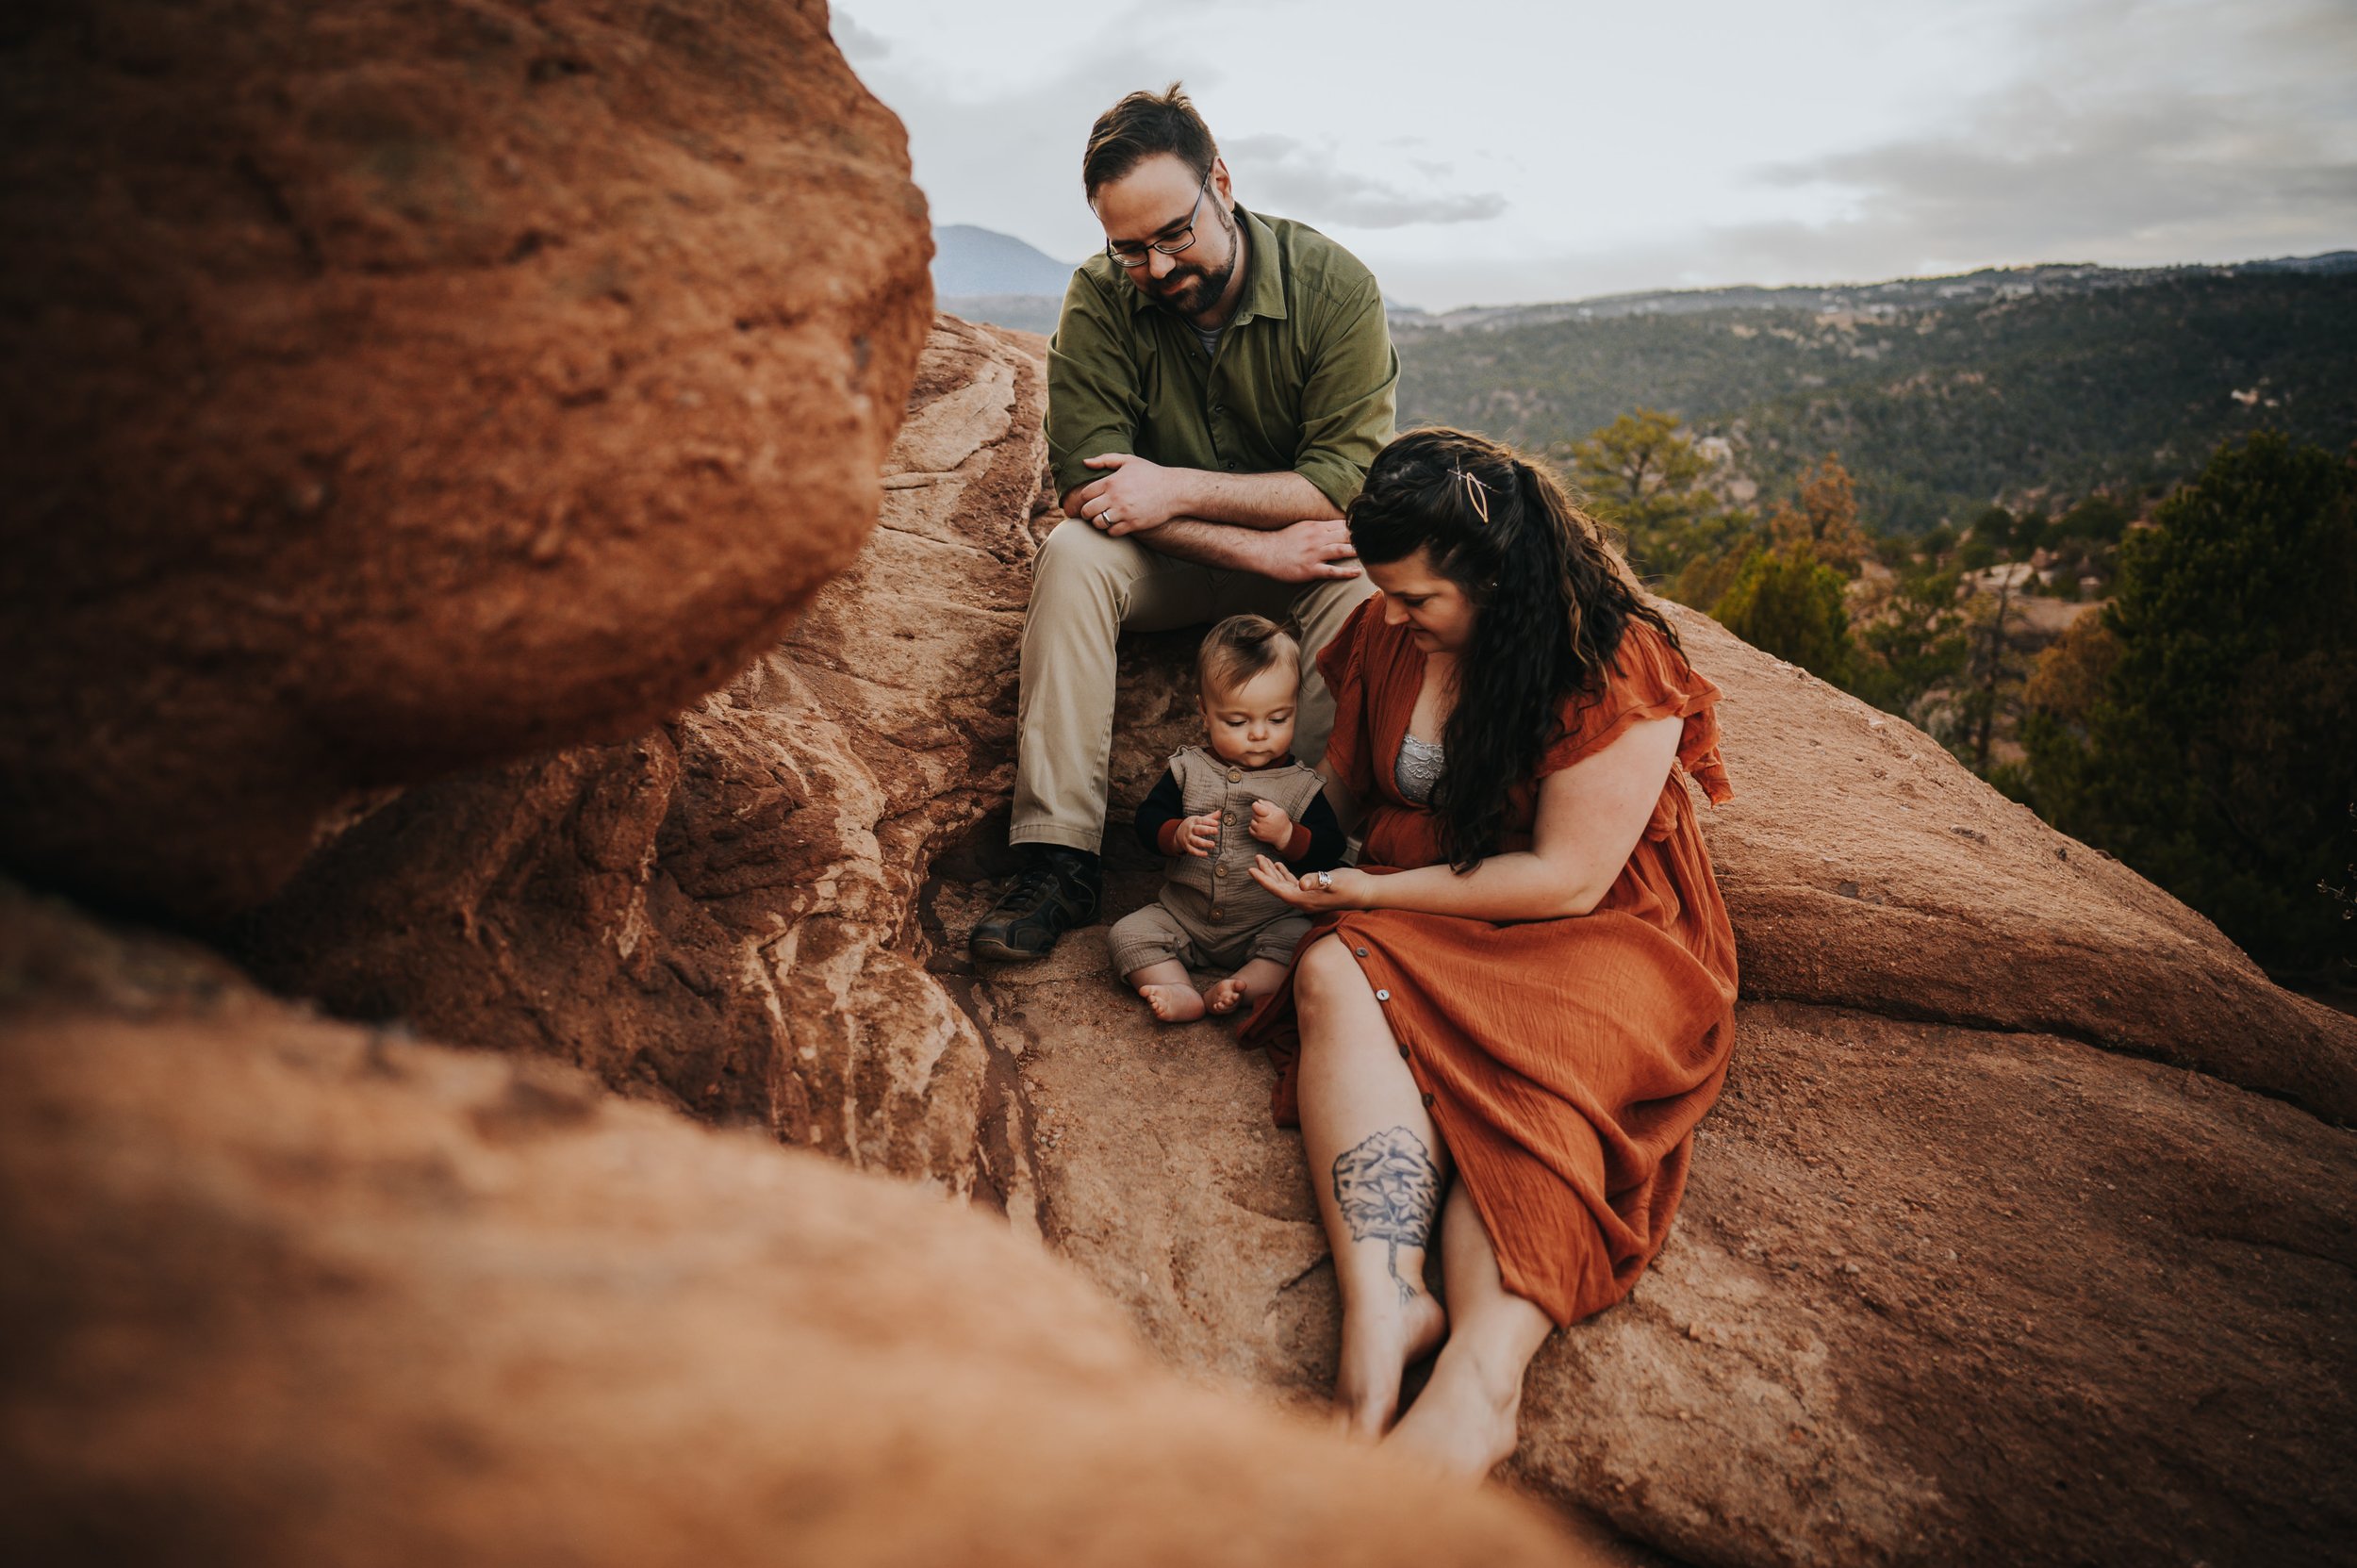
[1395,731,1445,805]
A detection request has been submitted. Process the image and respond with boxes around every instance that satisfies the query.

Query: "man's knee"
[1034,516,1146,601]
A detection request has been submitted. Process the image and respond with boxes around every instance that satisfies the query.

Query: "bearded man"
[970,82,1397,963]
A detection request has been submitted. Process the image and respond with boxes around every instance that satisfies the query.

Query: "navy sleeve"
[1282,791,1348,873]
[1133,768,1185,856]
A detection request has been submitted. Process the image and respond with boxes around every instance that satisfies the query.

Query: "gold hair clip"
[1448,462,1492,523]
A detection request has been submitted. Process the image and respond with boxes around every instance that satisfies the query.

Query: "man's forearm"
[1060,468,1337,532]
[1132,518,1266,571]
[1179,469,1342,525]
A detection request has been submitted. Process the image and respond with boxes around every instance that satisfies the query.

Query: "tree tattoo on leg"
[1332,1126,1442,1306]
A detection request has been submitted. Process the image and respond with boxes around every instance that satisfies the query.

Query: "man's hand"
[1245,518,1361,584]
[1247,800,1296,850]
[1174,811,1220,857]
[1072,454,1193,537]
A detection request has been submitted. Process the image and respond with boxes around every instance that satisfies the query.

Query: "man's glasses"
[1105,174,1211,268]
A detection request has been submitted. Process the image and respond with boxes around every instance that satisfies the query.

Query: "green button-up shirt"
[1047,205,1398,513]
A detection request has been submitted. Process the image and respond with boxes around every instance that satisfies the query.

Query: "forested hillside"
[1395,269,2357,532]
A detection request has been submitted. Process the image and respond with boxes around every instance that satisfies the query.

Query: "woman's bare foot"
[1331,1287,1448,1441]
[1207,956,1290,1015]
[1138,982,1206,1023]
[1381,1327,1525,1478]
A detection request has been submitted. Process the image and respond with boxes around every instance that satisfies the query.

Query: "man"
[970,83,1397,962]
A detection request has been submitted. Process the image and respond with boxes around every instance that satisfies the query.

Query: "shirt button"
[1375,988,1391,1001]
[1224,459,1238,470]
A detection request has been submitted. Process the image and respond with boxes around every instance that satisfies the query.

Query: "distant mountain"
[1387,253,2357,333]
[1394,256,2357,533]
[931,224,1075,300]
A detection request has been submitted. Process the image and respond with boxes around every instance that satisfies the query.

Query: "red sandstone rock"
[0,883,1585,1568]
[0,0,931,921]
[237,318,1051,1189]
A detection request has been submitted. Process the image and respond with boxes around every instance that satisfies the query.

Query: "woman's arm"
[1250,715,1683,922]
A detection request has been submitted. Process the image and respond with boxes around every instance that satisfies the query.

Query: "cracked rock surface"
[239,320,2357,1567]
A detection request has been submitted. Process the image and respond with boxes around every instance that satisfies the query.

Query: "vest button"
[1227,768,1242,782]
[1210,907,1224,919]
[1223,811,1236,824]
[1213,865,1226,878]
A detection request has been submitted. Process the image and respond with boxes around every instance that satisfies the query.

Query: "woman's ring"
[1315,871,1333,891]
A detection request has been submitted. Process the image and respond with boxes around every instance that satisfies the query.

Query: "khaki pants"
[1011,518,1376,854]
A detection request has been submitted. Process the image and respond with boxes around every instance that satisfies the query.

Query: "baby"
[1109,615,1347,1022]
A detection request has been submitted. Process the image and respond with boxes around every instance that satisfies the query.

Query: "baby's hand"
[1248,799,1296,850]
[1176,811,1220,857]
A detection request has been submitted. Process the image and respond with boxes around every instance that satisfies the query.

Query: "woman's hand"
[1248,855,1376,912]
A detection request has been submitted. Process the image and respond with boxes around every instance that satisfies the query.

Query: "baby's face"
[1200,663,1299,770]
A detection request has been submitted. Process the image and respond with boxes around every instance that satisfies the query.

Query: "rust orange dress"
[1239,595,1739,1326]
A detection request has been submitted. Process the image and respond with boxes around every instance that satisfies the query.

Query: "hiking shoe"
[969,847,1101,963]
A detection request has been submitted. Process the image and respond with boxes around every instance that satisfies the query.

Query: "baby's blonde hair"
[1196,614,1300,700]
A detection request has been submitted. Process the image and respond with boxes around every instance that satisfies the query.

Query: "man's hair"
[1083,82,1218,198]
[1196,615,1299,700]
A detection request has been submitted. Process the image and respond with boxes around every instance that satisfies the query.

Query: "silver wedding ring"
[1315,871,1333,891]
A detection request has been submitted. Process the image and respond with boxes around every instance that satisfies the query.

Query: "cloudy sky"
[832,0,2357,310]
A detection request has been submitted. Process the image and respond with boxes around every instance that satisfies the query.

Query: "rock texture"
[1681,608,2357,1124]
[0,0,931,921]
[230,320,2357,1565]
[238,317,1052,1192]
[0,883,1585,1568]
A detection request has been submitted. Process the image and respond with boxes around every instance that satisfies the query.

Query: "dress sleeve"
[1311,595,1382,802]
[1539,617,1732,804]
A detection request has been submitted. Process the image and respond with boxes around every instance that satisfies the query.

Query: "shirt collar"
[1124,203,1288,325]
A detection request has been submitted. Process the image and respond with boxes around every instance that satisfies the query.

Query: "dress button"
[1354,947,1368,957]
[1397,1044,1410,1060]
[1375,988,1391,1001]
[1421,1092,1436,1109]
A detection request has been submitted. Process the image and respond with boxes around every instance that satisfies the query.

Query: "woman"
[1240,426,1738,1477]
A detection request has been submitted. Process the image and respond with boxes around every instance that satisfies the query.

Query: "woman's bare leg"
[1293,935,1449,1439]
[1127,958,1205,1023]
[1385,1180,1555,1478]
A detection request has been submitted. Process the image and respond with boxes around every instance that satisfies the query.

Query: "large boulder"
[0,0,932,921]
[232,321,2357,1564]
[236,316,1047,1188]
[0,882,1584,1567]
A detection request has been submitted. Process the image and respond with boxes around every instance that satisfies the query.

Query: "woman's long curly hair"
[1347,427,1681,871]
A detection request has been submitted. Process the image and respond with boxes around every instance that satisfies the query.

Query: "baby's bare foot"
[1206,977,1249,1015]
[1208,957,1289,1015]
[1139,982,1206,1023]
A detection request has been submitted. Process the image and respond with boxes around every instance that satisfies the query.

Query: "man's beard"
[1140,207,1239,321]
